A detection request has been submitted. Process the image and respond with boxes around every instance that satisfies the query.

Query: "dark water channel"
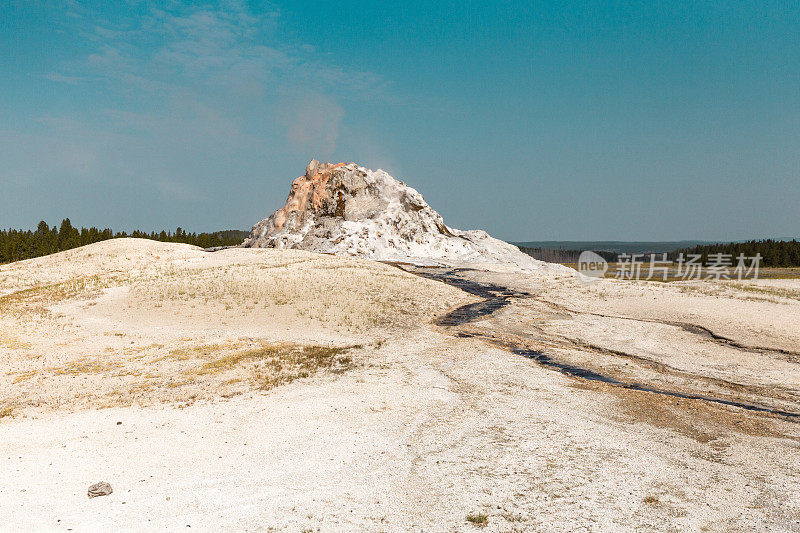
[410,267,800,421]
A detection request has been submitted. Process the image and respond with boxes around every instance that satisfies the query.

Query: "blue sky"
[1,0,798,241]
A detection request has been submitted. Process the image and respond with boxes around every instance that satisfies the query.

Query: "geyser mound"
[244,160,555,271]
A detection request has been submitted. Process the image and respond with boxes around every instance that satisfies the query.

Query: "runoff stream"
[401,266,800,422]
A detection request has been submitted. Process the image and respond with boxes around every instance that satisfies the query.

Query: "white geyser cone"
[244,160,564,272]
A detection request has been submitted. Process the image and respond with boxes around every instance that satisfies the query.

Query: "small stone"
[116,421,122,425]
[87,481,113,498]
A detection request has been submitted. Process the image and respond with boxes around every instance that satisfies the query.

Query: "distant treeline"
[0,219,249,264]
[673,239,800,268]
[520,240,800,267]
[518,247,617,264]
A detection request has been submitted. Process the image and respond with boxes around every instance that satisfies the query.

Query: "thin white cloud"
[46,1,381,154]
[2,0,388,229]
[43,73,85,84]
[277,90,345,157]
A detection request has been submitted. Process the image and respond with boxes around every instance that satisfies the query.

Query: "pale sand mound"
[2,240,800,530]
[0,238,473,416]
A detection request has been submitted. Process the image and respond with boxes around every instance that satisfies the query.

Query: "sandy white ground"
[2,240,800,531]
[0,239,470,413]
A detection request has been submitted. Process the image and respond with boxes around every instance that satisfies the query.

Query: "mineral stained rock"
[244,160,556,271]
[87,481,113,498]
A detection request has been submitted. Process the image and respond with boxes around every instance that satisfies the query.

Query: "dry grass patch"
[11,371,39,384]
[154,342,239,363]
[0,404,15,419]
[0,330,31,350]
[189,342,360,391]
[252,344,356,390]
[48,357,121,375]
[192,346,276,374]
[2,340,362,416]
[728,282,800,302]
[466,512,489,527]
[0,275,121,314]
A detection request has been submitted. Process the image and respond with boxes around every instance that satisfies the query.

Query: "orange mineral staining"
[269,160,347,232]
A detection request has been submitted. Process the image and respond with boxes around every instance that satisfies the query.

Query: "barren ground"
[2,239,800,531]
